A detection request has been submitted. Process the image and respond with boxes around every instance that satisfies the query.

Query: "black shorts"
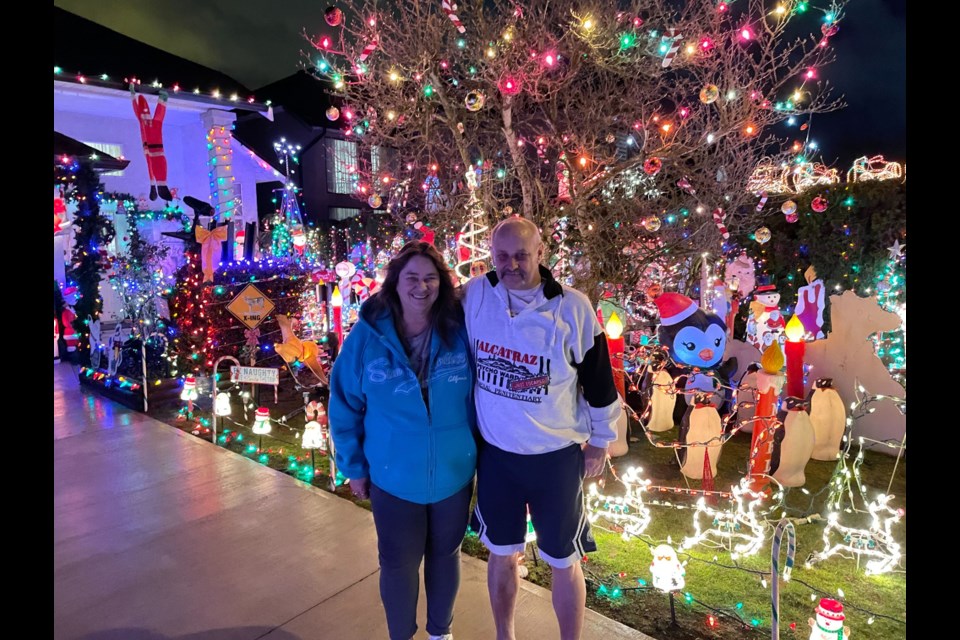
[471,441,596,568]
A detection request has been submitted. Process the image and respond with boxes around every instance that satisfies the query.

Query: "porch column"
[200,109,241,222]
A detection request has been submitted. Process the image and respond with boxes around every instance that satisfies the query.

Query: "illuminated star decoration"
[886,239,905,261]
[679,480,768,559]
[805,493,904,576]
[586,466,653,539]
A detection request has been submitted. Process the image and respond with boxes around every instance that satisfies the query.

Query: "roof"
[253,70,339,129]
[54,7,257,104]
[54,131,130,172]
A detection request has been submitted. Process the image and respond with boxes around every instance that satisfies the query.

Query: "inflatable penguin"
[808,378,846,461]
[770,396,815,487]
[641,350,677,432]
[678,393,723,480]
[654,292,738,425]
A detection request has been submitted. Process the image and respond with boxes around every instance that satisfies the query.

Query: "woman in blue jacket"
[329,241,476,640]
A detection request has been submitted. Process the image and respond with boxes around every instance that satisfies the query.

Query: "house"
[232,70,398,261]
[54,7,283,321]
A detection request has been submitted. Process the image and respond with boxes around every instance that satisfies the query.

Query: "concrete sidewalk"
[54,363,654,640]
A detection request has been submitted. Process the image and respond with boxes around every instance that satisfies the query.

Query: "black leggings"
[370,482,474,639]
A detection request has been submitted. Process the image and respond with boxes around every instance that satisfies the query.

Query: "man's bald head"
[491,216,542,248]
[491,216,545,290]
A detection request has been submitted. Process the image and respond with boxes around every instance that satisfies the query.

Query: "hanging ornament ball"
[811,196,829,212]
[326,106,340,121]
[699,84,720,104]
[644,215,662,232]
[465,90,486,111]
[622,244,636,256]
[784,211,799,223]
[605,134,616,144]
[755,226,772,244]
[643,157,663,176]
[405,213,418,224]
[368,194,383,208]
[325,7,343,27]
[781,200,797,215]
[503,205,514,215]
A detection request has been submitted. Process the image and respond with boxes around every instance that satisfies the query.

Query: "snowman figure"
[252,407,272,435]
[214,392,232,417]
[650,544,685,592]
[809,598,850,639]
[747,283,786,351]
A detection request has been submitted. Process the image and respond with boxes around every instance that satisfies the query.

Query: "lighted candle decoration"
[747,343,785,493]
[605,311,626,398]
[784,314,806,399]
[331,285,343,347]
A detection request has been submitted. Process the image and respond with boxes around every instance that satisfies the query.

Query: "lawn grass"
[151,389,906,640]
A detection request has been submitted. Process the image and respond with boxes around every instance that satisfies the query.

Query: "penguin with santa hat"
[653,292,738,427]
[808,598,850,639]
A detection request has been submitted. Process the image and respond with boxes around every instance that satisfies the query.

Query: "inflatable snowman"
[808,598,850,640]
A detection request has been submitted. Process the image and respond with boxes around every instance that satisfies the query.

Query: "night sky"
[55,0,905,168]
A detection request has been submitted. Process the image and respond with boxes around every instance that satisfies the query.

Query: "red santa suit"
[132,86,172,201]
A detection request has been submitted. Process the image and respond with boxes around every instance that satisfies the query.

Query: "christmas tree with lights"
[873,240,905,387]
[109,201,170,333]
[165,229,211,377]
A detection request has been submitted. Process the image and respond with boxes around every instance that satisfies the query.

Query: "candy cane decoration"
[756,191,769,212]
[661,28,682,68]
[442,0,466,34]
[305,400,323,421]
[358,38,379,62]
[771,519,796,640]
[712,208,730,240]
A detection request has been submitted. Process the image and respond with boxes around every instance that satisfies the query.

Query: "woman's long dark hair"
[364,241,462,346]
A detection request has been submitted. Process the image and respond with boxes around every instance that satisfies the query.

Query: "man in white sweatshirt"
[463,217,620,640]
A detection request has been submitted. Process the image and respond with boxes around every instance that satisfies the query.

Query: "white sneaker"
[428,635,453,640]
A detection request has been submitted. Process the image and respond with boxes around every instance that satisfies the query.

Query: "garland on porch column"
[66,162,116,366]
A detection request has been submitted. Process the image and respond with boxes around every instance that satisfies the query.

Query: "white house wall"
[55,85,280,323]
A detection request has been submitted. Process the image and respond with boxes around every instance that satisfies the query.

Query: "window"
[83,142,125,176]
[326,139,358,194]
[371,145,381,177]
[227,182,243,221]
[329,207,360,222]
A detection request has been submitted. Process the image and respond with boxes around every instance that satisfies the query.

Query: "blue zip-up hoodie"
[328,300,477,504]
